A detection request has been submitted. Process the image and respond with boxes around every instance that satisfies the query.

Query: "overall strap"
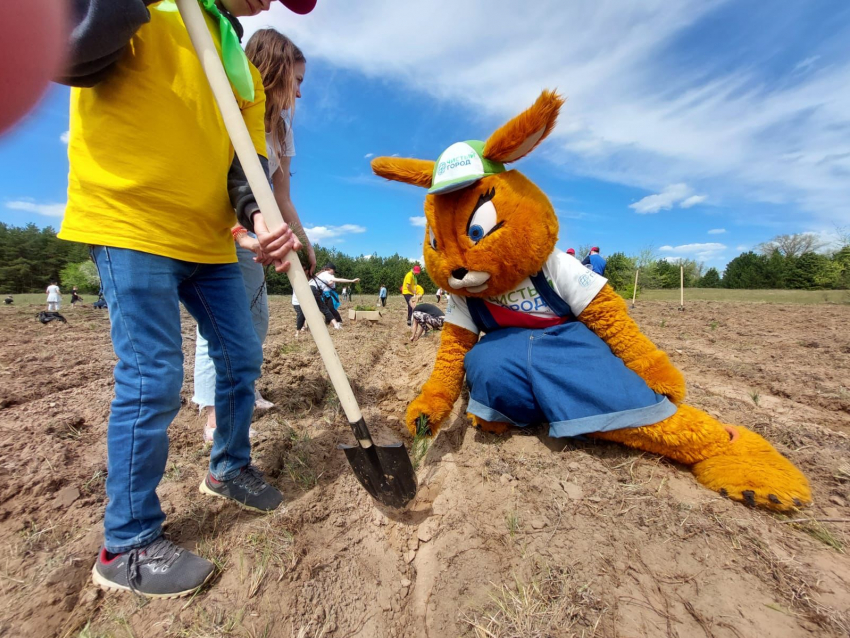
[466,298,499,333]
[529,271,574,318]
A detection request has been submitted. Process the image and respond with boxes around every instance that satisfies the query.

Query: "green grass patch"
[1,293,55,306]
[636,288,850,304]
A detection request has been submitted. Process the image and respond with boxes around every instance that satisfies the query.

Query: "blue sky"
[2,0,850,270]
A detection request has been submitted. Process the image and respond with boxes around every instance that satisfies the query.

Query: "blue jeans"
[193,241,268,409]
[92,246,262,553]
[465,322,676,438]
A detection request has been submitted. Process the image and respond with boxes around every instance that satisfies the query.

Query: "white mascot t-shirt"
[444,250,607,333]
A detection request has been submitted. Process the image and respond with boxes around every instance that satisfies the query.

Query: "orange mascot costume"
[372,91,810,511]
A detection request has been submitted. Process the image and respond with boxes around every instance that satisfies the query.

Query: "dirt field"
[1,296,849,638]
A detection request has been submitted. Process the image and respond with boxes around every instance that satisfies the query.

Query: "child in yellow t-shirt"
[402,265,421,325]
[56,0,316,598]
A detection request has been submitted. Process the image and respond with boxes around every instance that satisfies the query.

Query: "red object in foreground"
[0,0,68,134]
[279,0,317,14]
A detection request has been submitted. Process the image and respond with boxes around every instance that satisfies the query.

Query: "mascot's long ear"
[483,90,565,164]
[371,157,435,189]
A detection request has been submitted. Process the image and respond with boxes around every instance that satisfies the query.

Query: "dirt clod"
[53,486,80,508]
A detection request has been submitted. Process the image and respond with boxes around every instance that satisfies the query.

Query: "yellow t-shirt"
[402,271,418,295]
[59,2,267,264]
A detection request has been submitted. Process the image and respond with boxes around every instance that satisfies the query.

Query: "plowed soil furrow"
[0,298,848,638]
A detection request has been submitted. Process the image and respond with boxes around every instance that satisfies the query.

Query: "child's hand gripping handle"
[176,0,367,436]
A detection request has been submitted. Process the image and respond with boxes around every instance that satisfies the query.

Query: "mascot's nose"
[451,267,469,280]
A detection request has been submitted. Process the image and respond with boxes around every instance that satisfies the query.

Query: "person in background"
[582,246,607,276]
[45,281,61,311]
[293,266,338,334]
[194,28,314,444]
[566,248,575,257]
[70,286,83,308]
[435,287,443,303]
[312,263,359,329]
[56,0,313,599]
[378,283,388,307]
[410,301,445,342]
[402,265,421,325]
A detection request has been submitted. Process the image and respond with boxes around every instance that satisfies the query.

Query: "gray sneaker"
[200,465,283,513]
[92,537,214,598]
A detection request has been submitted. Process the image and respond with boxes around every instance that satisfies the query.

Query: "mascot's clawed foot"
[470,415,510,435]
[691,426,811,510]
[591,404,811,511]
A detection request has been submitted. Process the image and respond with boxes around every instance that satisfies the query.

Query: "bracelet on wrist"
[231,225,248,240]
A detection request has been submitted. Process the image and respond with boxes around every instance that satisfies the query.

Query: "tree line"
[0,222,434,296]
[2,224,847,296]
[0,223,90,293]
[601,233,850,296]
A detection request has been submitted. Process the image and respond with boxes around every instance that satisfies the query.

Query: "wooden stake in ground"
[679,265,685,311]
[631,269,639,308]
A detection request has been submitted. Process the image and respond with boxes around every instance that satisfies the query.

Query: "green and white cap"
[429,140,505,194]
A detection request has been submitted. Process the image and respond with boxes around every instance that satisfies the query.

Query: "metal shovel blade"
[340,441,417,509]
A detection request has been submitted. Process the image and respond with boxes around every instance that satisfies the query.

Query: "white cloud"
[6,200,66,218]
[794,55,820,74]
[303,224,366,243]
[60,131,70,144]
[736,244,748,251]
[680,195,707,208]
[364,153,374,159]
[409,216,427,227]
[629,183,701,214]
[660,242,726,260]
[246,1,850,225]
[707,228,726,234]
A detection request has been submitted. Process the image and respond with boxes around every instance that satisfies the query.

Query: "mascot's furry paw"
[470,414,511,435]
[692,426,811,511]
[406,390,455,437]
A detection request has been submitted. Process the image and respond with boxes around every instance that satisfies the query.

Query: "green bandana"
[160,0,255,101]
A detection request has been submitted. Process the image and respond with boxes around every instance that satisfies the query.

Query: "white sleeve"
[265,112,295,178]
[265,131,280,177]
[443,294,478,334]
[281,110,295,158]
[548,251,607,316]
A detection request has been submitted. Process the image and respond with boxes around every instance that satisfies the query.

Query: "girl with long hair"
[193,28,316,442]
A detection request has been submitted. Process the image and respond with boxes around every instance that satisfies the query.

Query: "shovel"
[176,0,417,509]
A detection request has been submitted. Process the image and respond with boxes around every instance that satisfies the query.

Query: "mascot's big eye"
[467,188,500,244]
[428,226,437,250]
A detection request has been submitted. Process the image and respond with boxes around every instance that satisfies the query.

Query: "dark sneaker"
[92,537,213,598]
[200,465,283,513]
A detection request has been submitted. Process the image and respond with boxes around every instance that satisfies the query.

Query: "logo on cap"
[428,141,505,195]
